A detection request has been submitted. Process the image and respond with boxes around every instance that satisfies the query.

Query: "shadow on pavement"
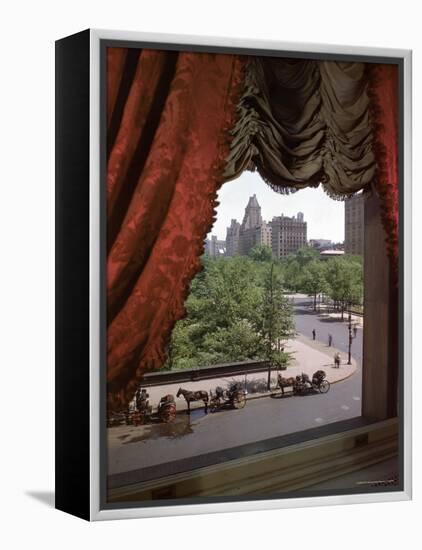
[270,392,294,399]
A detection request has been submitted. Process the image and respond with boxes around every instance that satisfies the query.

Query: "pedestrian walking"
[334,352,341,368]
[353,325,358,338]
[328,333,333,347]
[312,329,316,340]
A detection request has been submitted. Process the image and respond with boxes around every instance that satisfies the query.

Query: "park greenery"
[164,244,363,372]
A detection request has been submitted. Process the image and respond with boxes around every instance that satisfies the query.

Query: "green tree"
[199,320,264,364]
[325,258,363,320]
[165,257,264,369]
[165,320,200,371]
[284,247,318,291]
[293,246,320,268]
[284,259,301,292]
[249,244,273,262]
[165,255,294,372]
[260,262,295,389]
[200,257,263,330]
[300,260,328,311]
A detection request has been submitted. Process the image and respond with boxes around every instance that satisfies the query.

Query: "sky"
[207,171,345,243]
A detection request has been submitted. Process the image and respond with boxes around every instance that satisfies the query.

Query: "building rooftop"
[247,194,260,208]
[320,249,345,256]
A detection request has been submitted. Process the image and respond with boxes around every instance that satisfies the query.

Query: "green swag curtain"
[107,49,398,410]
[224,58,377,196]
[224,57,398,276]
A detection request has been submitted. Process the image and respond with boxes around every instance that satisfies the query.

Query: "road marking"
[352,396,361,401]
[314,417,323,423]
[341,405,350,410]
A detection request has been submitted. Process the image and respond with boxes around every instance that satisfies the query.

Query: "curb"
[173,365,357,413]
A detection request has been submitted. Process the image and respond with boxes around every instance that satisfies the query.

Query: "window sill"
[106,416,398,505]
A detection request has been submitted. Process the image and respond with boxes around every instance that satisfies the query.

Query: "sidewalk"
[137,336,357,412]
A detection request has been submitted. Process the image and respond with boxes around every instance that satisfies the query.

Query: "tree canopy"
[300,260,329,310]
[165,256,292,370]
[248,244,273,262]
[165,248,363,371]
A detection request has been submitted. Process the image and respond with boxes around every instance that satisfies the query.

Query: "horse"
[277,374,296,396]
[176,387,209,414]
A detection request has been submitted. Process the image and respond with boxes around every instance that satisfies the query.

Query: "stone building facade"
[225,219,241,256]
[270,213,307,258]
[344,194,364,255]
[225,196,307,258]
[204,235,226,257]
[238,194,264,255]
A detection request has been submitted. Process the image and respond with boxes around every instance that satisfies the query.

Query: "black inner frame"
[99,38,404,511]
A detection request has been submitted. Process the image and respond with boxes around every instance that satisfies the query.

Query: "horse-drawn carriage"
[209,383,248,412]
[277,370,330,396]
[128,392,177,425]
[156,394,177,423]
[107,388,177,427]
[176,383,248,414]
[131,388,153,425]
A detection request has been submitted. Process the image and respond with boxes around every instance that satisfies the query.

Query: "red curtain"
[106,50,399,411]
[367,64,399,416]
[368,64,399,281]
[106,48,245,409]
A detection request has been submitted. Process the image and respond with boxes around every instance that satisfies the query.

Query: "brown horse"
[176,387,209,413]
[277,374,296,396]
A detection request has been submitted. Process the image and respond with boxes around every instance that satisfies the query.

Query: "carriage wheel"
[161,409,176,423]
[234,394,246,409]
[319,380,330,393]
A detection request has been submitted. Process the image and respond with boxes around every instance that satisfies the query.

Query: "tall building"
[254,221,272,249]
[204,235,226,257]
[270,213,307,258]
[239,195,268,256]
[345,194,364,255]
[224,197,307,259]
[238,195,265,255]
[225,219,241,256]
[241,194,263,230]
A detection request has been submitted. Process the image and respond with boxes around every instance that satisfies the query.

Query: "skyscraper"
[344,194,364,255]
[225,219,241,256]
[269,213,307,258]
[204,235,226,257]
[241,194,263,229]
[225,197,307,258]
[238,195,266,255]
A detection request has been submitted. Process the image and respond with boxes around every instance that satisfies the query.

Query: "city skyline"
[206,194,308,259]
[207,171,345,242]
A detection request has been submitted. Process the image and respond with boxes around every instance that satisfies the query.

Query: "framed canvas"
[55,29,412,521]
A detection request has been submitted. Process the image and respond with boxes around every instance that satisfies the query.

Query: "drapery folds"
[224,57,398,275]
[224,58,377,197]
[106,48,245,409]
[366,64,399,280]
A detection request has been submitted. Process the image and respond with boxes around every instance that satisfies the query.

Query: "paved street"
[132,336,356,412]
[292,294,363,365]
[108,295,363,478]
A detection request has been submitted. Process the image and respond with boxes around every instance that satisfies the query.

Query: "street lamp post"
[347,305,353,365]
